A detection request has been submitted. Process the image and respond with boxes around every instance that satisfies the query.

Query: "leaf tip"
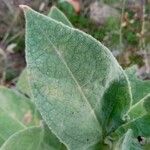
[19,5,30,12]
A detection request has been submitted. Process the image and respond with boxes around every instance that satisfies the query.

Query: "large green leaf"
[0,126,66,150]
[126,66,150,105]
[0,86,40,146]
[22,5,131,149]
[129,94,150,119]
[114,129,142,150]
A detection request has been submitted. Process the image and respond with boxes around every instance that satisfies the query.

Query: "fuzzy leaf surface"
[129,94,150,119]
[0,86,40,145]
[23,6,131,149]
[0,107,24,146]
[112,114,150,140]
[48,6,73,27]
[0,126,66,150]
[1,127,66,150]
[126,66,150,105]
[1,127,42,150]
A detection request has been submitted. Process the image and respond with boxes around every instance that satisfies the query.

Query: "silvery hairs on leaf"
[20,5,132,150]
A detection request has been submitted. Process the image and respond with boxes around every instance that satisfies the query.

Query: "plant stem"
[119,0,126,51]
[140,0,150,74]
[0,48,6,85]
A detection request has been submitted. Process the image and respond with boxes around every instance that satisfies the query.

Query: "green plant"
[57,1,120,51]
[0,5,150,150]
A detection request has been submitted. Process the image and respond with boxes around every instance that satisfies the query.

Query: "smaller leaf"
[128,94,150,119]
[0,108,24,146]
[0,127,43,150]
[114,129,142,150]
[112,114,150,139]
[0,126,67,150]
[48,6,73,27]
[0,86,39,126]
[58,0,76,16]
[0,86,40,146]
[125,66,150,105]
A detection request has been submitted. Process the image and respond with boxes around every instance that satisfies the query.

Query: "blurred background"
[0,0,149,86]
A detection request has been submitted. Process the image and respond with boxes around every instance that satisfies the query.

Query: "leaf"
[66,0,80,13]
[129,94,150,119]
[114,129,142,150]
[48,6,73,27]
[22,5,131,149]
[17,68,31,97]
[0,107,24,146]
[112,114,150,140]
[58,0,76,16]
[0,86,39,126]
[16,6,72,97]
[0,86,40,145]
[125,66,150,105]
[0,127,43,150]
[0,126,67,150]
[41,124,67,150]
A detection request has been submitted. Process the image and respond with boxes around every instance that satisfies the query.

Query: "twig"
[1,10,20,44]
[2,0,14,14]
[6,30,24,44]
[119,0,126,51]
[0,48,6,85]
[140,0,150,74]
